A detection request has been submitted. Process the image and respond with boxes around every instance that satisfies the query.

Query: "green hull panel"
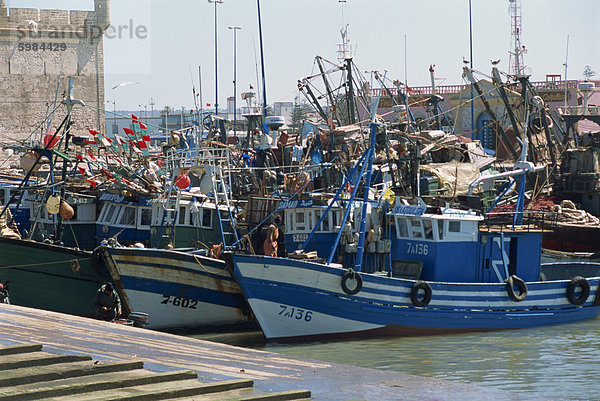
[30,223,98,251]
[0,238,111,317]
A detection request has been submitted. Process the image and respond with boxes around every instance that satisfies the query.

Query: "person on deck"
[263,215,282,257]
[93,283,122,321]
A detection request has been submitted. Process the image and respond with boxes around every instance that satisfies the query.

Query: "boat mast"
[256,0,268,119]
[55,78,84,245]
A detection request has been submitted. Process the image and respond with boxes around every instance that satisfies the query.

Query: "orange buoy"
[59,201,75,220]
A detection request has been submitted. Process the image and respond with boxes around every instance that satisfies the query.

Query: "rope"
[68,222,80,250]
[0,257,91,270]
[191,253,227,275]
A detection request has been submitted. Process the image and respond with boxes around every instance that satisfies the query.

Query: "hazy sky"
[7,0,600,112]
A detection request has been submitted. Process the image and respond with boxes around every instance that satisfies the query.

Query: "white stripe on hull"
[127,289,245,330]
[248,298,381,338]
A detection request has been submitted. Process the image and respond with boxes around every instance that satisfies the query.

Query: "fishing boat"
[0,79,125,318]
[229,111,600,340]
[0,236,111,317]
[98,246,254,331]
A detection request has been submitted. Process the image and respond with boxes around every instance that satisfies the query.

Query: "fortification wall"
[0,1,110,143]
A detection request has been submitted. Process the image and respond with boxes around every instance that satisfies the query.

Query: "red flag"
[128,140,142,154]
[76,154,84,161]
[86,151,96,160]
[132,114,139,121]
[123,128,136,136]
[142,135,151,142]
[139,122,147,130]
[137,140,148,149]
[87,179,98,189]
[88,129,101,136]
[100,133,113,143]
[206,103,211,107]
[84,138,97,146]
[78,166,86,176]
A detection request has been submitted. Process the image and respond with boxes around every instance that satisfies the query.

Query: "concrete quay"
[0,304,547,400]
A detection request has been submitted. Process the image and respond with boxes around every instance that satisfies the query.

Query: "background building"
[0,0,110,143]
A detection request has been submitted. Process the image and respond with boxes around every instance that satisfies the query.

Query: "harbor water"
[191,317,600,400]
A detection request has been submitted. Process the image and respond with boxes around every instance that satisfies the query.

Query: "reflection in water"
[192,318,600,400]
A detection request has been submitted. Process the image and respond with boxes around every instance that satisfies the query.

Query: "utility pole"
[229,26,242,135]
[508,0,525,78]
[209,0,223,116]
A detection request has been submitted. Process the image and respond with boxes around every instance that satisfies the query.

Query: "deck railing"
[366,79,581,99]
[480,211,559,232]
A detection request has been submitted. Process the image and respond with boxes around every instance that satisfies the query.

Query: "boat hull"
[101,247,253,330]
[543,223,600,252]
[0,237,110,317]
[231,254,600,340]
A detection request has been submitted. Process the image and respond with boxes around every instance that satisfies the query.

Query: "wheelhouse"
[97,193,151,247]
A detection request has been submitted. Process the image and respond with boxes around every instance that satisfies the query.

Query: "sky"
[7,0,600,113]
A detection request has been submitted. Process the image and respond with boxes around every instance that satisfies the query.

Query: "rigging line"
[0,257,92,270]
[0,102,64,155]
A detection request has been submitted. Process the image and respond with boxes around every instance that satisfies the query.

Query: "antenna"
[563,35,569,108]
[337,24,353,61]
[508,0,526,77]
[339,0,347,28]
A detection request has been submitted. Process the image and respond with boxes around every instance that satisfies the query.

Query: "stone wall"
[0,1,110,143]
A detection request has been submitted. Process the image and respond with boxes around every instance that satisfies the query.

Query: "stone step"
[47,379,256,401]
[0,360,144,387]
[0,370,200,400]
[0,343,311,400]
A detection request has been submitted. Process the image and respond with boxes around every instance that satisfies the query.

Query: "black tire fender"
[341,269,363,295]
[566,276,590,306]
[505,275,527,302]
[410,281,432,307]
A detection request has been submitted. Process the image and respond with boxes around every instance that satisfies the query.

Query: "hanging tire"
[410,281,432,307]
[341,269,363,295]
[566,276,590,306]
[505,275,527,302]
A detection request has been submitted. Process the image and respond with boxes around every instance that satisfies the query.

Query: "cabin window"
[119,207,136,226]
[411,230,423,238]
[202,209,212,228]
[179,206,187,225]
[395,217,408,238]
[33,203,49,222]
[140,208,152,227]
[7,190,18,205]
[314,210,331,232]
[0,190,4,205]
[423,219,433,240]
[295,211,307,231]
[438,220,444,240]
[408,217,423,239]
[102,204,117,224]
[448,221,461,233]
[39,203,49,221]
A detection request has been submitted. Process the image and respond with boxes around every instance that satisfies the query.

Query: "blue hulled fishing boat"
[229,111,600,341]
